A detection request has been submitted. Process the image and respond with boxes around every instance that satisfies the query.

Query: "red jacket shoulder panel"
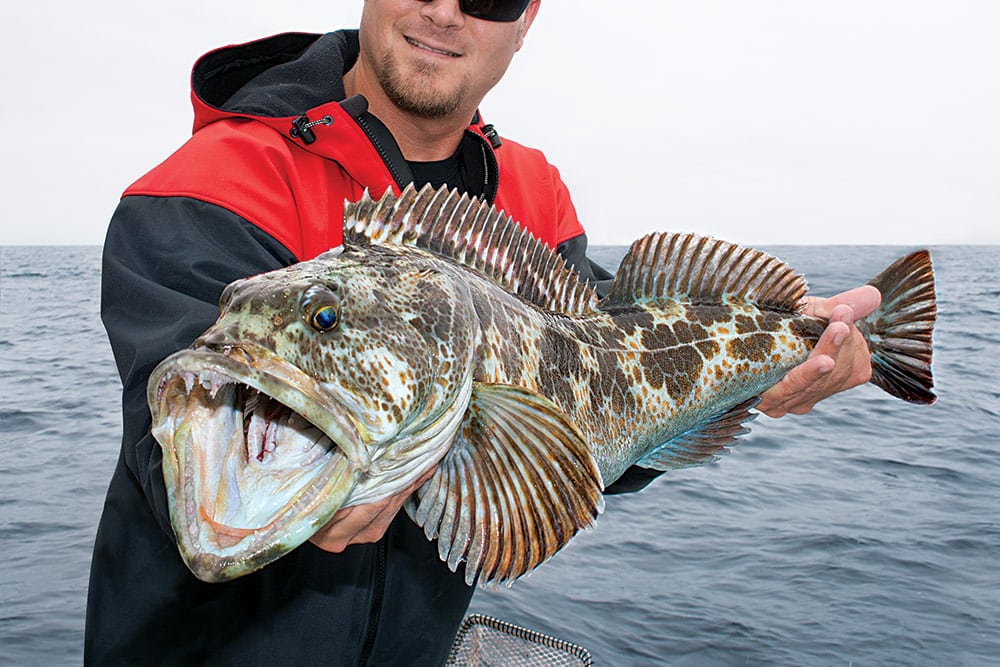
[125,115,583,261]
[491,138,585,248]
[124,118,374,261]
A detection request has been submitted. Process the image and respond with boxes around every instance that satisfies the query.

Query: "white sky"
[2,1,998,245]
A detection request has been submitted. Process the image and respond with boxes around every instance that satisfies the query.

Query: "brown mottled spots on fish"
[641,323,678,350]
[641,357,666,392]
[627,308,657,331]
[727,338,750,361]
[750,333,775,357]
[674,345,703,376]
[610,384,626,413]
[663,346,702,400]
[756,311,783,332]
[634,383,651,402]
[696,340,720,359]
[726,333,776,363]
[685,304,733,326]
[789,318,825,346]
[535,330,585,409]
[673,322,695,345]
[734,314,757,335]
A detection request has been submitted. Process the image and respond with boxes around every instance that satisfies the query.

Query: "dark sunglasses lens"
[460,0,530,22]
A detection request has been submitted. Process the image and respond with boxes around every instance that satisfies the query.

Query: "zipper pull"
[289,114,333,145]
[480,123,502,149]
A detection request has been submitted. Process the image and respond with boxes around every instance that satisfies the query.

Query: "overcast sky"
[2,1,997,246]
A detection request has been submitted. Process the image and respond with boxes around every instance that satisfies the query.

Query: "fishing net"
[445,613,593,667]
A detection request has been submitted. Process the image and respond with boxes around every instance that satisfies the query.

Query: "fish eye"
[301,284,342,332]
[309,304,340,332]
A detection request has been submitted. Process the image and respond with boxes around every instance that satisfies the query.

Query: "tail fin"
[861,250,937,404]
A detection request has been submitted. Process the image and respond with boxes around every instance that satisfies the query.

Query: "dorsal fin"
[601,232,808,312]
[343,184,599,316]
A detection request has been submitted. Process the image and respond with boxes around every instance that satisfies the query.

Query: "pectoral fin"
[636,397,760,471]
[406,383,604,587]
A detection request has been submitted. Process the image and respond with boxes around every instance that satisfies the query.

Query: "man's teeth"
[406,37,460,57]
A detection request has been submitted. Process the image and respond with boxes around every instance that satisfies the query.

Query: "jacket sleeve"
[556,233,614,297]
[101,194,298,537]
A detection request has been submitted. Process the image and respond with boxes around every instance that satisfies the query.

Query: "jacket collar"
[189,30,500,203]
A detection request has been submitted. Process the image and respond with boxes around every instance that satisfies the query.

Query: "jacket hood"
[193,30,357,122]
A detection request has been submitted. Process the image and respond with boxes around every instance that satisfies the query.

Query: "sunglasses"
[422,0,532,23]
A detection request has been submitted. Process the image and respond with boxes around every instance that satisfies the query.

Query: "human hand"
[308,467,435,552]
[757,285,881,418]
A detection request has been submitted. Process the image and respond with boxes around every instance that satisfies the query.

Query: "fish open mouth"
[147,346,366,582]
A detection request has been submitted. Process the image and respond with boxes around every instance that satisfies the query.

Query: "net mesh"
[445,614,593,667]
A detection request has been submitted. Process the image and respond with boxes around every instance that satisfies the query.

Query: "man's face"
[358,0,539,120]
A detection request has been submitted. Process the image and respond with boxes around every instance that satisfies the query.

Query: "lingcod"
[147,184,937,585]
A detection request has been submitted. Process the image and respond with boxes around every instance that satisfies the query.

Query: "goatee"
[376,54,467,119]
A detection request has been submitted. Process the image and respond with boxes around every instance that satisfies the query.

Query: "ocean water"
[1,244,998,665]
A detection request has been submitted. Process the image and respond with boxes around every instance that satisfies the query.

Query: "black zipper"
[354,113,410,189]
[342,94,501,203]
[358,538,388,667]
[467,128,499,205]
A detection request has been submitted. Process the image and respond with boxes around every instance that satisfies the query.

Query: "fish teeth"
[198,370,229,399]
[246,397,266,463]
[182,372,196,394]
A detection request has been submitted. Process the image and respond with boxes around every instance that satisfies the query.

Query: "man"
[86,1,877,664]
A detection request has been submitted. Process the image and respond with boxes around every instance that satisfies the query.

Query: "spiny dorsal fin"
[343,184,599,316]
[601,232,808,312]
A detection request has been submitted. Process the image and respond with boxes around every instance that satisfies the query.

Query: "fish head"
[147,246,479,582]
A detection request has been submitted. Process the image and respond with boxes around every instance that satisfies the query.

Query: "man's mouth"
[405,36,462,58]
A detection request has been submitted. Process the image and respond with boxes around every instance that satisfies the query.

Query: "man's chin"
[378,62,466,119]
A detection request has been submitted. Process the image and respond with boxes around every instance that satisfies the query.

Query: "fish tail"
[860,250,937,404]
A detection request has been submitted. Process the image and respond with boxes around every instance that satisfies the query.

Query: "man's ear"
[515,0,542,51]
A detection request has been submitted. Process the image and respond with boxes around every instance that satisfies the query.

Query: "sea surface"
[1,244,998,666]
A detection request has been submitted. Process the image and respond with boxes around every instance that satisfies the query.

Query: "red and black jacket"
[86,30,638,666]
[126,31,588,262]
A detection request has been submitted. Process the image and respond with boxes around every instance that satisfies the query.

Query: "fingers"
[801,284,881,320]
[308,503,391,553]
[757,312,872,418]
[759,283,880,418]
[308,467,435,553]
[757,355,832,417]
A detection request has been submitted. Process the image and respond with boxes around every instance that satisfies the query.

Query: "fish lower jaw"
[150,365,365,581]
[172,450,360,582]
